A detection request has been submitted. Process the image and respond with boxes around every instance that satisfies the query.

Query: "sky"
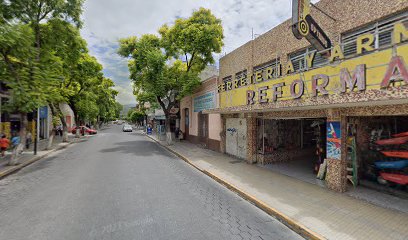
[81,0,319,105]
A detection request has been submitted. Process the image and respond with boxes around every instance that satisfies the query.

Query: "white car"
[122,124,133,132]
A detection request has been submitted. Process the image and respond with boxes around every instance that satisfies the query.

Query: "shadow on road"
[99,138,173,158]
[18,156,58,175]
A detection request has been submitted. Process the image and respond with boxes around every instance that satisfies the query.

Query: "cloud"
[113,82,135,105]
[81,0,320,104]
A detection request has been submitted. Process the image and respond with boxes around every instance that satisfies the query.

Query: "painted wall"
[208,113,221,141]
[180,76,222,141]
[226,118,247,159]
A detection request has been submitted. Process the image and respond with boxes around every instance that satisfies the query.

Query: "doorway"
[184,108,189,139]
[257,118,327,185]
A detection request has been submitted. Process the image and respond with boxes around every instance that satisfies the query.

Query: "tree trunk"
[56,105,69,142]
[165,114,174,145]
[68,102,80,138]
[9,113,27,165]
[47,129,55,150]
[47,105,58,150]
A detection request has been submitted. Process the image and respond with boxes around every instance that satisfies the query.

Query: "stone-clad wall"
[220,0,408,80]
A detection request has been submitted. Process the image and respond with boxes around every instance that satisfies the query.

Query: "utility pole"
[34,108,38,155]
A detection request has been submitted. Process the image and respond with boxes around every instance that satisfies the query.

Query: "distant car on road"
[122,124,133,132]
[71,126,97,135]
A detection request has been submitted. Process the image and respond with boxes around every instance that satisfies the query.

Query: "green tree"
[114,102,123,119]
[130,110,144,125]
[2,0,84,150]
[118,8,223,144]
[0,23,52,164]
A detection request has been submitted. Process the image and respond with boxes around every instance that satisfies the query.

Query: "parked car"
[71,126,97,135]
[122,124,133,132]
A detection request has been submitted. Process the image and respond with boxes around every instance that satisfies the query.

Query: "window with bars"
[235,70,247,81]
[288,47,328,72]
[253,59,281,73]
[342,11,408,57]
[222,75,232,83]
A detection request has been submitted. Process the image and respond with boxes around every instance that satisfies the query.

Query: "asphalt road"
[0,125,302,240]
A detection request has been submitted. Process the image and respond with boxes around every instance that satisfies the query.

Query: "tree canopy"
[118,8,224,135]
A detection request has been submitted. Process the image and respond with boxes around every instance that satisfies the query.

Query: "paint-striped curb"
[145,133,325,240]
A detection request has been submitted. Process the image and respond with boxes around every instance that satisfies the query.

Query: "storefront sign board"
[194,91,216,112]
[219,44,408,108]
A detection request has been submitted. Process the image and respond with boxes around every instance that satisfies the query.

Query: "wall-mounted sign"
[194,91,216,112]
[39,106,48,119]
[218,22,407,95]
[292,0,331,51]
[292,0,310,39]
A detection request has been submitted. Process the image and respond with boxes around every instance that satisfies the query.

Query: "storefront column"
[325,109,348,192]
[246,114,257,164]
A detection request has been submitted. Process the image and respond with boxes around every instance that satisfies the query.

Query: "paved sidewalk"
[145,133,408,240]
[0,134,86,179]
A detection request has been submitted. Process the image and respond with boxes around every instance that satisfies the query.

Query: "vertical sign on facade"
[292,0,311,39]
[326,121,341,160]
[292,0,331,51]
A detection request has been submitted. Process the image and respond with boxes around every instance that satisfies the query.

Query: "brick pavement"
[146,132,408,240]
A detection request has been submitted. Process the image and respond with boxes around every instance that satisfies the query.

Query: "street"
[0,125,302,240]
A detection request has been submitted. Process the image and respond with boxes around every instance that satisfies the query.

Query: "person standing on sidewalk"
[0,134,10,158]
[25,131,32,149]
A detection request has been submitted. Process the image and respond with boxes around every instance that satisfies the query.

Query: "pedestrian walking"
[55,125,62,137]
[26,131,32,149]
[0,134,10,158]
[11,133,20,149]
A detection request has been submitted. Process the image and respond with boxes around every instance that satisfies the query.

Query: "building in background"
[180,66,222,152]
[207,0,408,195]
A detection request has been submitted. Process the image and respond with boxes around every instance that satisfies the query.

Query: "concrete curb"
[0,140,81,179]
[145,134,325,240]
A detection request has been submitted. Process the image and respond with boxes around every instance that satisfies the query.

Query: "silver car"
[122,124,133,132]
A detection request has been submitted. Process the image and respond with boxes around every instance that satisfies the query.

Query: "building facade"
[207,0,408,193]
[180,75,222,152]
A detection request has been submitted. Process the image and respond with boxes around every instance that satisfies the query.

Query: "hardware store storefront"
[208,2,408,192]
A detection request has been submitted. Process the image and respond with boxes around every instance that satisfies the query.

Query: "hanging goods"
[374,160,408,170]
[379,172,408,185]
[381,151,408,159]
[393,131,408,138]
[375,136,408,145]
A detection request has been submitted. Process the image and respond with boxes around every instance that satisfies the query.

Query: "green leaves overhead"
[1,0,119,124]
[119,8,224,118]
[0,23,48,113]
[6,0,84,28]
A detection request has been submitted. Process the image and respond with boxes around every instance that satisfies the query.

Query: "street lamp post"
[34,108,38,155]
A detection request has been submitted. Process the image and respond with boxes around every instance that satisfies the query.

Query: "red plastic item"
[381,151,408,159]
[376,136,408,145]
[380,172,408,185]
[393,131,408,137]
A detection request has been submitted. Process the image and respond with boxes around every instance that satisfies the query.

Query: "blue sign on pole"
[193,91,215,112]
[39,106,48,119]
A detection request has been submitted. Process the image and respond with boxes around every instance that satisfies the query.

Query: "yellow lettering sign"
[357,34,374,54]
[394,22,408,44]
[330,45,344,62]
[286,60,294,74]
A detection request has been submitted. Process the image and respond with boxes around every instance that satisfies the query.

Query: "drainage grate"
[229,160,242,164]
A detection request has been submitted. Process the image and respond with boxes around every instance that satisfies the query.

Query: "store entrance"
[257,118,326,185]
[347,116,408,197]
